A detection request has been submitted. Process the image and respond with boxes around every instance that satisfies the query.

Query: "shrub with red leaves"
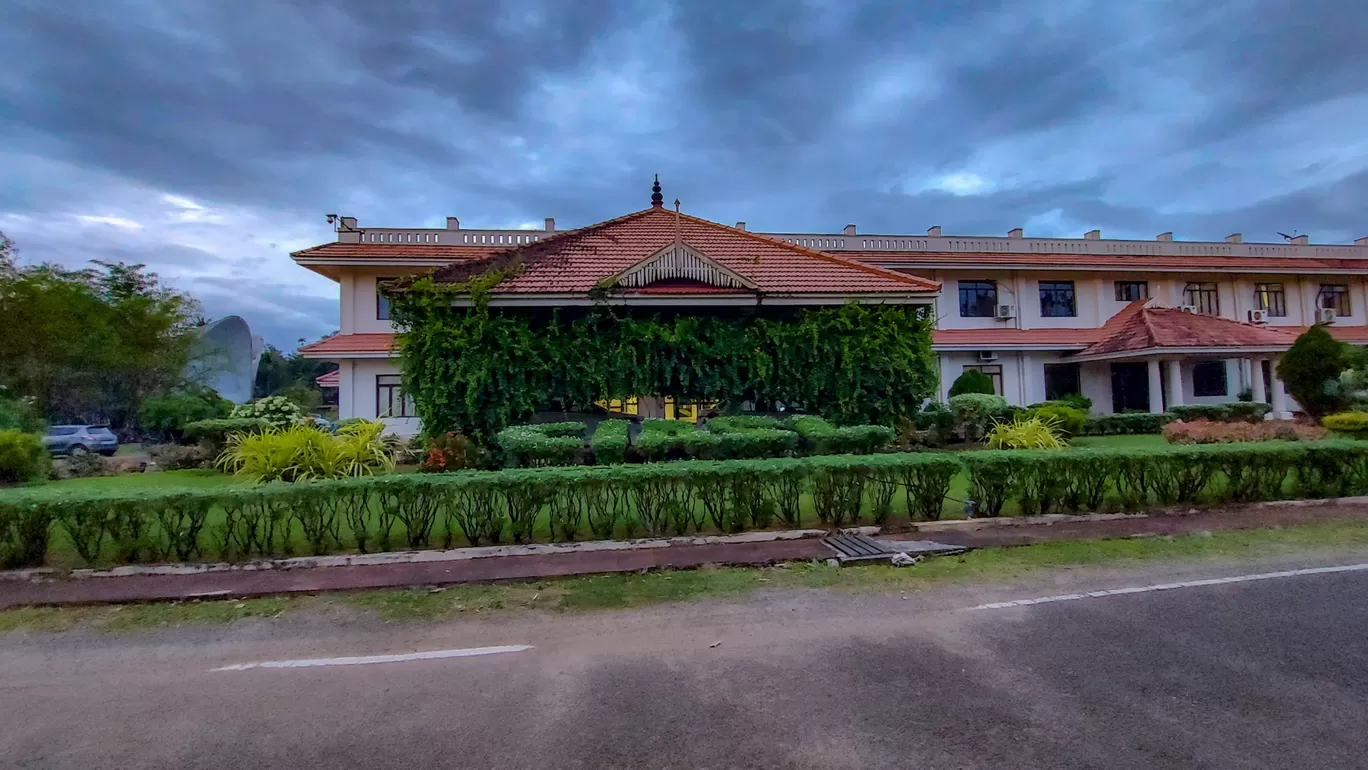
[1163,419,1326,445]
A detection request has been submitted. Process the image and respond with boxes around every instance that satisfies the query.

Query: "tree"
[252,343,337,411]
[948,369,997,397]
[1277,325,1350,417]
[0,237,201,430]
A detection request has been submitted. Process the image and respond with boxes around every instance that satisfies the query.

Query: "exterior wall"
[912,270,1368,333]
[337,357,420,437]
[344,267,429,334]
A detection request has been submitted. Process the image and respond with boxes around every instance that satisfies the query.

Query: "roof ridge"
[667,210,938,290]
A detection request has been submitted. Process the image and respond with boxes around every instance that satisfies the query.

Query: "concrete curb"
[3,527,882,583]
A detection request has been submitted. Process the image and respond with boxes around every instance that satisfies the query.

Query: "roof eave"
[1067,344,1292,363]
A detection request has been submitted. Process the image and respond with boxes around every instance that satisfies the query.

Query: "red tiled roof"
[315,370,340,387]
[298,333,397,356]
[429,208,938,295]
[849,251,1368,273]
[292,243,502,260]
[1074,301,1296,358]
[933,328,1103,348]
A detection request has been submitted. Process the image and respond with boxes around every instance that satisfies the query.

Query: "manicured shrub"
[65,452,108,478]
[788,415,893,455]
[1322,411,1368,438]
[1225,402,1273,423]
[714,428,799,460]
[706,415,785,433]
[590,420,630,464]
[0,430,48,485]
[14,441,1368,568]
[0,501,52,568]
[1164,419,1326,445]
[493,423,586,467]
[948,369,996,397]
[1167,404,1233,422]
[948,393,1009,442]
[1278,325,1351,417]
[230,395,304,428]
[1025,404,1088,438]
[985,415,1067,450]
[1082,412,1171,435]
[636,420,719,461]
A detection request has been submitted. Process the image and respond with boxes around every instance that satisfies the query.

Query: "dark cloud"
[1,0,1366,347]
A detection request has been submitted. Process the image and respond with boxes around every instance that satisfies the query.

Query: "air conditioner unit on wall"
[995,304,1016,320]
[1178,305,1198,314]
[1318,307,1338,324]
[1248,309,1270,324]
[977,350,998,363]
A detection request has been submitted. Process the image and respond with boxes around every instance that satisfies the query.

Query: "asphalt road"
[4,556,1368,769]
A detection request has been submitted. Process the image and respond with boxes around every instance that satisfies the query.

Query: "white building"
[295,198,1368,435]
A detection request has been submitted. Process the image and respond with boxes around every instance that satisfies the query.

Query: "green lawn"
[1069,434,1168,450]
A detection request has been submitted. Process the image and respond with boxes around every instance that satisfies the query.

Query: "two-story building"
[294,187,1368,435]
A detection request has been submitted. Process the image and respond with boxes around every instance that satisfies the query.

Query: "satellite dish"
[187,316,263,403]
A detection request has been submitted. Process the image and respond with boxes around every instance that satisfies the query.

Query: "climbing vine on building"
[388,275,936,437]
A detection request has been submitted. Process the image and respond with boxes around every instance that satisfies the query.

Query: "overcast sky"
[3,0,1366,348]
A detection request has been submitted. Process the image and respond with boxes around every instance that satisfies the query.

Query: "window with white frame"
[376,277,398,320]
[961,364,1003,395]
[376,374,415,418]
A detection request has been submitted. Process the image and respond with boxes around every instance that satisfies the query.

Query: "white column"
[1147,359,1164,414]
[338,360,355,420]
[1250,358,1267,404]
[1018,353,1034,406]
[1270,371,1292,419]
[1165,359,1185,408]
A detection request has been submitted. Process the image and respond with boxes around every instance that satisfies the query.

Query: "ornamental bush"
[590,420,631,464]
[1278,325,1351,417]
[1026,404,1088,438]
[948,393,1010,442]
[1322,411,1368,438]
[229,396,303,428]
[948,369,996,397]
[0,430,47,485]
[787,415,893,455]
[985,415,1067,450]
[216,421,395,482]
[139,389,232,441]
[636,420,719,461]
[1163,419,1326,445]
[493,423,585,467]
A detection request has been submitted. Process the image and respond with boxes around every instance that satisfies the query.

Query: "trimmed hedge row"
[4,441,1368,569]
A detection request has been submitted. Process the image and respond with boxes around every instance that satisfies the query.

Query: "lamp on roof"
[651,174,664,208]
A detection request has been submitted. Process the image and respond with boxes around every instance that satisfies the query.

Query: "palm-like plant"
[984,414,1067,450]
[216,421,395,482]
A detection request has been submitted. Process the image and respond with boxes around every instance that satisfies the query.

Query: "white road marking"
[212,644,533,672]
[968,562,1368,611]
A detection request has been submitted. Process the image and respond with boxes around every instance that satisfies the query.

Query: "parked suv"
[42,425,119,457]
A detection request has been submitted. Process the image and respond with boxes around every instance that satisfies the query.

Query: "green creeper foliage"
[388,277,937,438]
[948,369,996,397]
[1277,325,1351,418]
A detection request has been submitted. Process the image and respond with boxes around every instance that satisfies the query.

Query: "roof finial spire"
[651,174,664,208]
